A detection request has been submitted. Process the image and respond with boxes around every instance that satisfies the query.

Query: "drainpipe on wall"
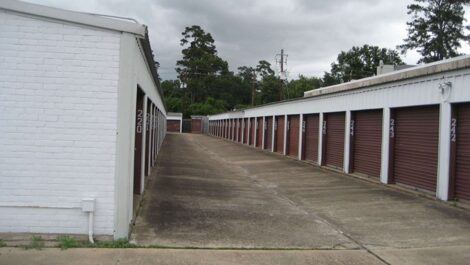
[82,198,96,244]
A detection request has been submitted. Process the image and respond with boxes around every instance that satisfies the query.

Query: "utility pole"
[276,49,288,100]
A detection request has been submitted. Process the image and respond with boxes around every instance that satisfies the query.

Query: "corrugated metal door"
[265,117,273,150]
[243,118,250,144]
[453,103,470,201]
[250,118,255,146]
[238,119,243,143]
[191,119,202,134]
[288,115,300,157]
[324,112,345,169]
[257,117,263,148]
[303,114,319,162]
[275,115,285,153]
[392,105,439,192]
[351,109,383,178]
[167,120,180,132]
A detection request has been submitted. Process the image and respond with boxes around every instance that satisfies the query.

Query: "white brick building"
[0,0,166,240]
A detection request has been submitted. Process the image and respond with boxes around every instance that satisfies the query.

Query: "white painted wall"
[114,33,166,239]
[0,10,120,236]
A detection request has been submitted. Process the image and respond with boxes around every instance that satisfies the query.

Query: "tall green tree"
[323,44,403,85]
[176,25,228,103]
[287,75,322,99]
[398,0,470,63]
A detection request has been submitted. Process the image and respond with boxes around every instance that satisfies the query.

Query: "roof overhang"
[0,0,146,37]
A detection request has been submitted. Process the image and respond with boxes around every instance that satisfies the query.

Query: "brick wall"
[0,10,120,236]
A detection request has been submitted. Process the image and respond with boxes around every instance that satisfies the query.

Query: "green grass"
[57,236,82,250]
[93,239,137,248]
[24,236,44,250]
[0,239,6,247]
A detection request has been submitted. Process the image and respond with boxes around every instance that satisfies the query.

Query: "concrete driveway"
[131,133,470,264]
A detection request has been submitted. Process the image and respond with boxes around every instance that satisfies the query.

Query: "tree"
[398,0,470,63]
[176,25,228,103]
[286,75,322,99]
[323,45,403,85]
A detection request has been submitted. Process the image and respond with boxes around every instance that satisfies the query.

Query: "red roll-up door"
[392,105,439,192]
[324,112,345,169]
[250,118,255,146]
[303,114,319,162]
[265,117,273,150]
[244,118,249,144]
[238,119,243,143]
[167,120,180,132]
[275,116,285,153]
[453,103,470,201]
[191,119,202,134]
[351,109,383,178]
[288,115,300,157]
[257,117,263,148]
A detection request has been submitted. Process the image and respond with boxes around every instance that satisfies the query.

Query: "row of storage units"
[208,56,470,203]
[134,88,166,195]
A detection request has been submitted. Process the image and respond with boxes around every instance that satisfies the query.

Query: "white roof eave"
[0,0,147,37]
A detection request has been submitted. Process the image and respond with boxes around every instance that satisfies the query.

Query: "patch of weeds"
[57,236,82,250]
[94,239,137,248]
[24,236,44,250]
[0,239,6,247]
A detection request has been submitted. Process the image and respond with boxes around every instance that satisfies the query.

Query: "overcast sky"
[24,0,470,80]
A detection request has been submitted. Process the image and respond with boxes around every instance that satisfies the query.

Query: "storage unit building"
[0,0,166,239]
[208,55,470,202]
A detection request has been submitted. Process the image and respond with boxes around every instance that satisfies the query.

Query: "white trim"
[344,111,351,173]
[380,108,391,184]
[318,113,324,165]
[437,102,452,200]
[298,114,304,160]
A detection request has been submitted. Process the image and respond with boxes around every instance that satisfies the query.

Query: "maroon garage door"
[265,117,273,150]
[238,119,243,143]
[257,117,263,148]
[243,118,250,144]
[287,115,300,157]
[275,115,285,153]
[392,105,439,192]
[350,109,383,178]
[324,112,345,169]
[250,118,255,146]
[302,114,319,162]
[451,103,470,201]
[167,120,180,132]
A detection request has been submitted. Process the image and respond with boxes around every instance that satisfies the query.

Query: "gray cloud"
[23,0,470,80]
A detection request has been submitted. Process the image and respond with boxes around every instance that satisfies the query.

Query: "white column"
[344,111,351,174]
[271,115,275,152]
[318,113,324,165]
[380,107,391,184]
[437,102,452,200]
[298,114,304,160]
[283,115,288,155]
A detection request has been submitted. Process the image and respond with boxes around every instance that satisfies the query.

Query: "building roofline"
[304,55,470,98]
[0,0,147,37]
